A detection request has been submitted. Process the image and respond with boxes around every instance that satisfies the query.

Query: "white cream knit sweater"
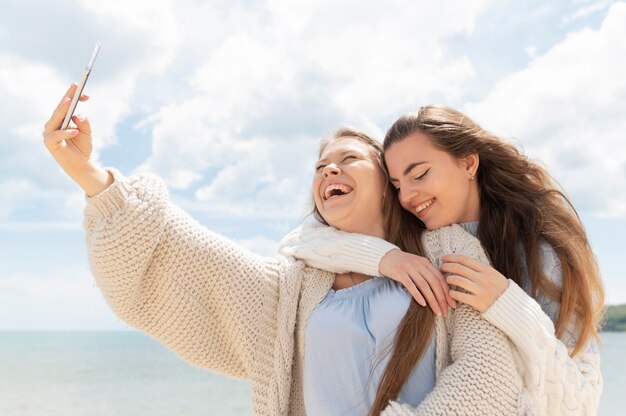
[84,168,534,415]
[280,219,602,415]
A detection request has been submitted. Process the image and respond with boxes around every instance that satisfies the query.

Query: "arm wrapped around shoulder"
[383,225,538,416]
[278,217,397,276]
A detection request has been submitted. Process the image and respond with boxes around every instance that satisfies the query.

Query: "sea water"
[0,331,624,415]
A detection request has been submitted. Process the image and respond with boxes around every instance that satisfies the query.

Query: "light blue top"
[303,275,436,415]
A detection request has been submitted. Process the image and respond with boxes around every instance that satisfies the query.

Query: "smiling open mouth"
[323,183,354,200]
[415,198,434,214]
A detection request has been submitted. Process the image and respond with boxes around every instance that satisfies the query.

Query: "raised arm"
[383,225,533,416]
[279,219,454,314]
[43,85,291,381]
[481,251,602,415]
[84,167,290,380]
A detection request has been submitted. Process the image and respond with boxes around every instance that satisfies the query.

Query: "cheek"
[439,173,470,209]
[311,175,323,206]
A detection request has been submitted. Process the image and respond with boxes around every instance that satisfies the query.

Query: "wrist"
[379,248,401,275]
[74,162,114,197]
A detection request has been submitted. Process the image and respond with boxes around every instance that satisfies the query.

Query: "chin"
[423,218,453,231]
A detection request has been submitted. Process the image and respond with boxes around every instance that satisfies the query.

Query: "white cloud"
[235,235,281,257]
[0,266,122,330]
[76,0,181,72]
[133,0,493,222]
[0,0,180,221]
[466,2,626,218]
[0,221,81,232]
[0,178,38,219]
[561,0,611,26]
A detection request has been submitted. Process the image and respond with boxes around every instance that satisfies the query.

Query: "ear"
[462,153,479,180]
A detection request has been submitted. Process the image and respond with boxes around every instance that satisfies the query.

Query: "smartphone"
[61,43,101,130]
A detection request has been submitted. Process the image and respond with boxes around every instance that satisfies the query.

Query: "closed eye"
[414,168,430,180]
[316,154,361,171]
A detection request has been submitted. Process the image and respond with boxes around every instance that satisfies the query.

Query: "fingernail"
[69,129,79,135]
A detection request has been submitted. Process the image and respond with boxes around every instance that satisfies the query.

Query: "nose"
[398,183,417,206]
[322,164,341,178]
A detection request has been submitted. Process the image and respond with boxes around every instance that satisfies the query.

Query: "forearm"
[381,225,529,416]
[483,281,602,415]
[279,219,397,276]
[72,161,114,197]
[382,306,527,416]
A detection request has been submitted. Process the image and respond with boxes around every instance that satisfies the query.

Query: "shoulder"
[421,224,489,266]
[537,240,563,288]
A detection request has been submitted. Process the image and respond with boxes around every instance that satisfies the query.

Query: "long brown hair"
[384,105,605,358]
[312,128,436,416]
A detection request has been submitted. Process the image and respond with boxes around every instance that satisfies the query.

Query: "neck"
[461,185,481,222]
[332,217,386,240]
[347,222,386,240]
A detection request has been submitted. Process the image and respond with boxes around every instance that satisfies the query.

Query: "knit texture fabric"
[381,225,535,416]
[84,167,335,415]
[279,217,398,277]
[85,168,532,415]
[280,220,602,415]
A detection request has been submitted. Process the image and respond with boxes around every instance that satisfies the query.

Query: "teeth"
[415,199,434,213]
[324,183,353,200]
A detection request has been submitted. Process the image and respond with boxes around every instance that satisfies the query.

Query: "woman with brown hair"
[43,85,531,415]
[281,105,604,415]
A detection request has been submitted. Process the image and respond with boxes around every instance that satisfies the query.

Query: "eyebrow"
[389,161,429,182]
[316,150,359,165]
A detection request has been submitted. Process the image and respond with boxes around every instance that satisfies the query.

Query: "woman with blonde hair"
[281,105,605,415]
[43,84,533,415]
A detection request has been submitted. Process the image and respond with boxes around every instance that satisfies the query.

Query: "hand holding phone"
[61,43,100,130]
[43,43,102,182]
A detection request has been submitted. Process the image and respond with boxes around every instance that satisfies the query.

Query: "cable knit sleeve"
[83,167,287,381]
[383,225,533,416]
[278,217,398,277]
[482,244,602,415]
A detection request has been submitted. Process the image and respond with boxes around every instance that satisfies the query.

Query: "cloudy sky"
[0,0,624,330]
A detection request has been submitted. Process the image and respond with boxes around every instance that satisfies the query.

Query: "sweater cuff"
[335,236,398,276]
[482,279,554,351]
[84,167,134,218]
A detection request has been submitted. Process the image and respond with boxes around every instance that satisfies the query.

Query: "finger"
[420,268,449,316]
[441,254,485,272]
[440,262,481,282]
[54,83,78,113]
[401,276,427,308]
[46,84,83,133]
[45,95,73,133]
[43,128,80,147]
[449,290,476,308]
[427,262,457,308]
[410,275,442,316]
[446,274,480,296]
[72,115,92,135]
